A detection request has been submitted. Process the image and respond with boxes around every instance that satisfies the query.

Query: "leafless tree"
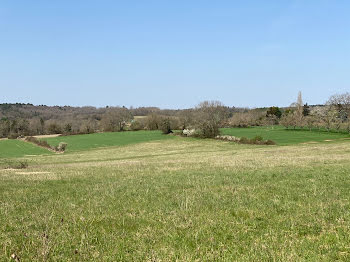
[101,107,132,132]
[194,101,229,138]
[327,92,350,122]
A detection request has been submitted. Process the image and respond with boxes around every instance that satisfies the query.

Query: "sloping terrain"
[42,130,174,152]
[1,138,350,260]
[0,139,53,158]
[221,126,350,145]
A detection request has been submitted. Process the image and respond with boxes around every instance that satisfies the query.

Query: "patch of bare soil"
[15,171,51,175]
[0,168,17,172]
[32,134,62,139]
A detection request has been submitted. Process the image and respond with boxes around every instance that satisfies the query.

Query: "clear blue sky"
[1,1,349,108]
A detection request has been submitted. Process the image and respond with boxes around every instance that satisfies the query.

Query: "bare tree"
[101,107,132,132]
[145,114,162,130]
[280,112,296,129]
[177,109,194,130]
[194,101,229,138]
[327,92,350,122]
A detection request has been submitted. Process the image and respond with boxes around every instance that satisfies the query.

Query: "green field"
[2,127,346,159]
[43,130,174,152]
[1,129,350,260]
[221,126,350,145]
[0,139,52,158]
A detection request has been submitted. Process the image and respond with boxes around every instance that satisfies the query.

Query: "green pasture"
[221,126,350,145]
[0,139,52,158]
[1,138,350,260]
[43,130,174,152]
[1,127,349,159]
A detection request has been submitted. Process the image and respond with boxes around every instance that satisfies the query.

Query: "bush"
[200,123,220,138]
[265,140,276,145]
[252,135,263,142]
[57,142,67,152]
[25,136,68,152]
[7,133,18,139]
[237,136,275,145]
[239,137,250,144]
[130,121,144,131]
[160,118,172,134]
[25,136,51,149]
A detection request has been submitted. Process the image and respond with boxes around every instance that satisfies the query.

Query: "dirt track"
[32,134,62,139]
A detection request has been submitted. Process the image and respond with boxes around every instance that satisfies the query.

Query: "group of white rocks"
[182,129,196,136]
[215,135,241,142]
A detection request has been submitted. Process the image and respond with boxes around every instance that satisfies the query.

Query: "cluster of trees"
[0,102,237,138]
[227,92,350,133]
[0,118,31,138]
[2,92,350,139]
[0,104,170,138]
[128,102,230,137]
[280,92,350,132]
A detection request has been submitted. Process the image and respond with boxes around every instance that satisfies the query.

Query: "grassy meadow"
[0,139,53,158]
[221,126,350,145]
[1,129,350,260]
[42,130,174,152]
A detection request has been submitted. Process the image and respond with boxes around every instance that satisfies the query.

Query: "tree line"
[1,92,350,139]
[0,103,236,138]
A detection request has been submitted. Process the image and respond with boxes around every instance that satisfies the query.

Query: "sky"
[0,0,350,109]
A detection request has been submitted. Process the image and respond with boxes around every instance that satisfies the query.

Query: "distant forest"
[1,92,349,138]
[0,103,240,138]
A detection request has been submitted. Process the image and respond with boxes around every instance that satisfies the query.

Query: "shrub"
[24,136,68,152]
[25,136,51,149]
[57,142,67,152]
[130,121,144,131]
[200,123,220,138]
[7,133,18,139]
[234,136,276,145]
[160,118,172,134]
[239,137,250,144]
[265,140,276,145]
[252,135,263,142]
